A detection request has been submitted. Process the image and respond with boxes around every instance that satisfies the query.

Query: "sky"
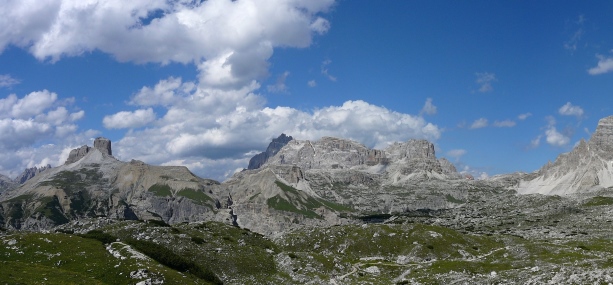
[1,0,613,181]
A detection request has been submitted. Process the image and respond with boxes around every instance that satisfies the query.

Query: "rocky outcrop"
[588,116,613,160]
[14,164,52,184]
[0,137,220,230]
[0,174,16,193]
[65,145,92,164]
[65,137,113,164]
[518,115,613,195]
[248,134,293,169]
[93,137,112,156]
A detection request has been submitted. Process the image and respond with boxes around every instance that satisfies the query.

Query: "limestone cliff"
[248,134,293,169]
[0,138,220,230]
[518,115,613,195]
[14,164,52,184]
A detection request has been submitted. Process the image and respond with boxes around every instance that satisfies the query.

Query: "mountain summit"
[518,115,613,195]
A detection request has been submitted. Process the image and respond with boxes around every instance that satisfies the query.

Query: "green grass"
[148,183,172,197]
[582,196,613,207]
[35,196,69,224]
[445,194,465,204]
[0,232,206,284]
[267,195,320,218]
[177,188,213,205]
[268,180,351,218]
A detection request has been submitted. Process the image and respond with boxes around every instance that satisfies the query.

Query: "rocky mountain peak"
[518,115,613,195]
[248,134,294,170]
[384,139,436,160]
[65,137,113,165]
[14,164,52,184]
[94,137,112,156]
[588,115,613,160]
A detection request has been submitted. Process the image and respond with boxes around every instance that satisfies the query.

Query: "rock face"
[0,138,221,230]
[94,137,112,156]
[14,164,52,184]
[248,134,293,169]
[518,115,613,195]
[65,137,113,164]
[588,116,613,160]
[218,136,465,234]
[0,174,16,193]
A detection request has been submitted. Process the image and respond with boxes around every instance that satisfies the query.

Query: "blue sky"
[1,0,612,181]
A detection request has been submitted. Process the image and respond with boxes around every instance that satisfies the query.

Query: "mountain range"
[2,115,613,234]
[2,115,613,284]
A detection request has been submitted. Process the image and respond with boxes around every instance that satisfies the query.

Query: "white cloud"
[130,77,195,107]
[470,118,488,129]
[518,113,532,120]
[103,108,156,129]
[0,90,57,119]
[529,135,541,149]
[321,59,337,81]
[543,117,569,147]
[475,72,496,93]
[0,0,335,90]
[0,74,19,87]
[420,98,437,115]
[545,126,570,147]
[564,15,585,52]
[307,80,317,87]
[110,78,441,180]
[588,55,613,75]
[446,149,466,161]
[267,71,290,93]
[310,17,331,34]
[0,90,91,177]
[493,120,516,128]
[558,102,584,117]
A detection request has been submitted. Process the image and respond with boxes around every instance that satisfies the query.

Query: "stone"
[14,164,52,184]
[588,115,613,160]
[248,134,293,169]
[65,137,113,164]
[65,145,92,164]
[94,137,112,156]
[518,115,613,195]
[0,173,16,193]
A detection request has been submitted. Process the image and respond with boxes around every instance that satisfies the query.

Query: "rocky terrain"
[1,116,613,284]
[518,115,613,195]
[0,137,222,230]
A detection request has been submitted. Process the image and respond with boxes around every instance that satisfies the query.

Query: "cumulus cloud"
[446,149,466,161]
[529,135,542,149]
[518,113,532,120]
[0,90,91,177]
[420,98,437,115]
[307,80,317,87]
[110,78,441,180]
[543,116,570,147]
[588,54,613,75]
[130,77,195,107]
[321,59,337,81]
[470,118,488,129]
[1,0,335,90]
[558,102,584,118]
[0,74,20,87]
[475,72,496,93]
[103,108,156,129]
[545,127,570,147]
[267,71,290,93]
[564,15,585,52]
[493,120,516,128]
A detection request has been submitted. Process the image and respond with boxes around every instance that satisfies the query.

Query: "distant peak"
[65,137,113,165]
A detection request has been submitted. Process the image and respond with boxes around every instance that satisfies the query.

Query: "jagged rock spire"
[65,137,113,164]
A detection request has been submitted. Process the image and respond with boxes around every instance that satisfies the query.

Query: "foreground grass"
[0,231,210,285]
